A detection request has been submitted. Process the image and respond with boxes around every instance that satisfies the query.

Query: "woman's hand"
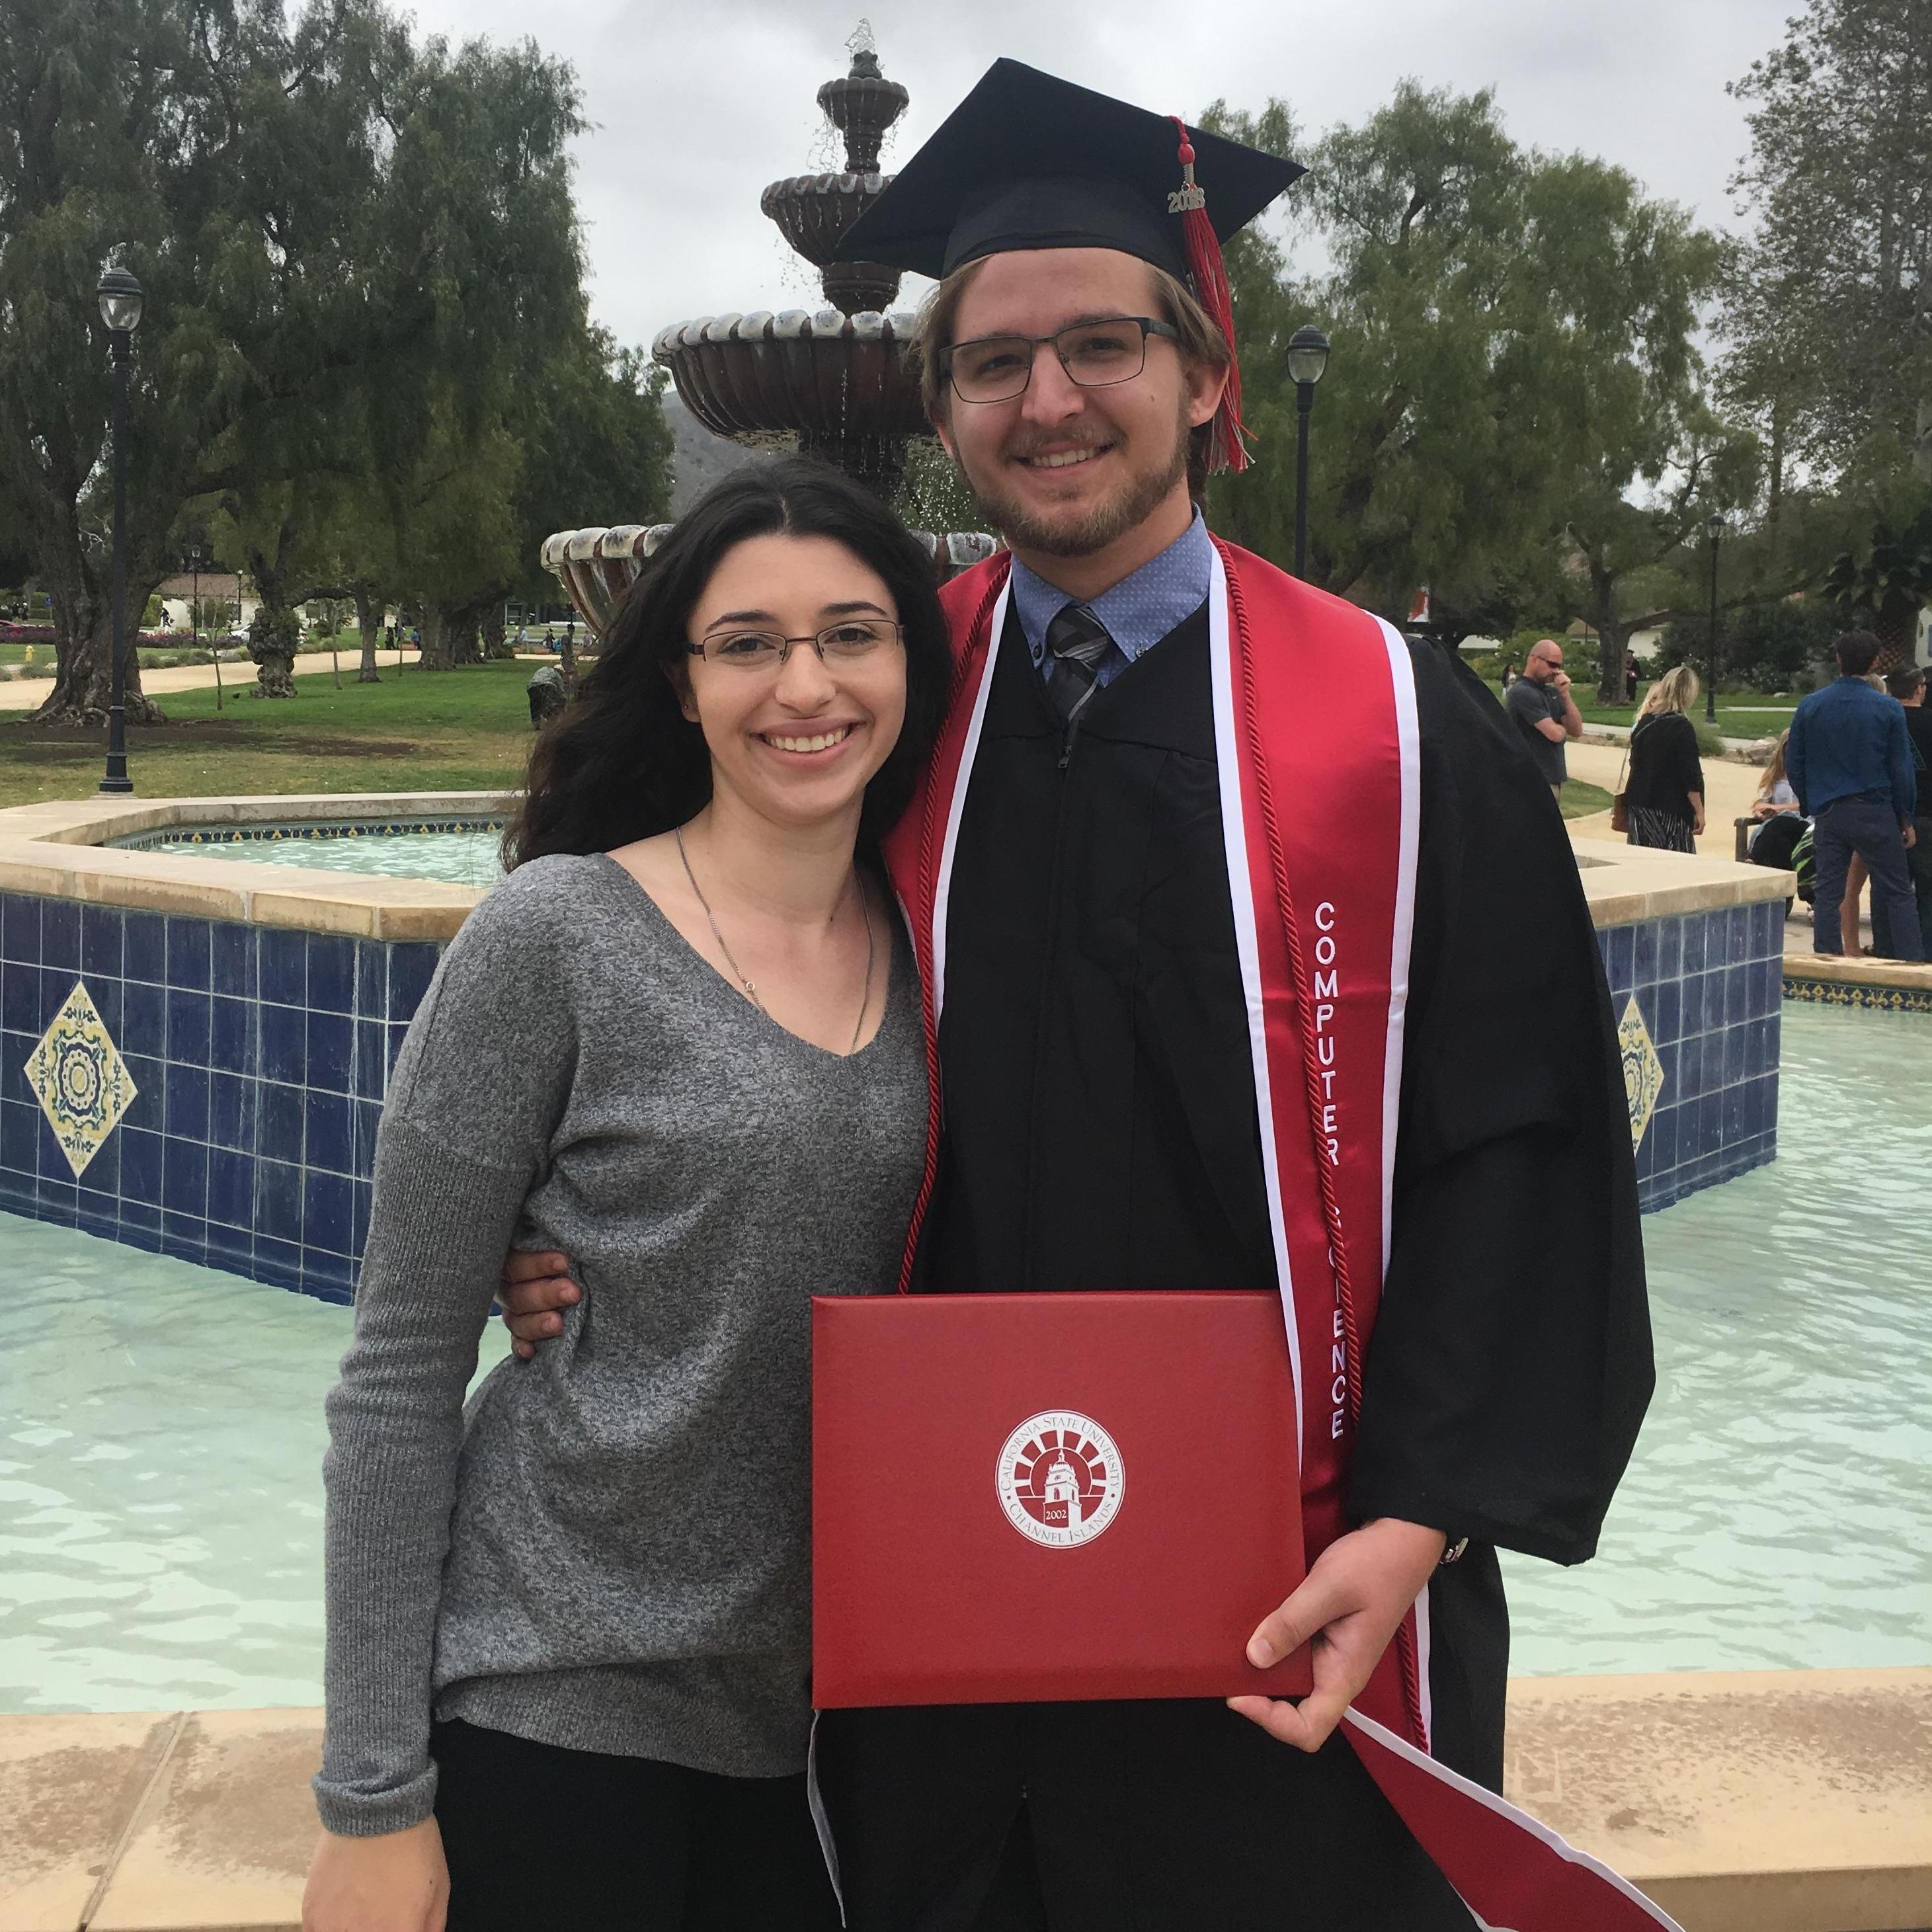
[1690,791,1707,837]
[1227,1517,1446,1753]
[498,1249,581,1361]
[303,1818,449,1932]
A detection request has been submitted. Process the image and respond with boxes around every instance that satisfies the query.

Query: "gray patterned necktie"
[1044,603,1114,725]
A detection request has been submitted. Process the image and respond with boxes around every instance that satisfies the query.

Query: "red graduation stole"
[881,536,1681,1932]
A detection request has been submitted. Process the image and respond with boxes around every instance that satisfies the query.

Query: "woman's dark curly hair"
[505,458,953,869]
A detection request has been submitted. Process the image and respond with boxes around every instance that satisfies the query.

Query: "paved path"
[0,649,422,711]
[1564,739,1768,858]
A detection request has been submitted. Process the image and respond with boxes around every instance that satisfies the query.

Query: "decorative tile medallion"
[1618,994,1665,1150]
[25,980,138,1177]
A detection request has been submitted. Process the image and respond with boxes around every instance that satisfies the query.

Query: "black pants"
[1872,813,1932,959]
[1812,795,1925,959]
[815,1699,1474,1932]
[431,1718,841,1931]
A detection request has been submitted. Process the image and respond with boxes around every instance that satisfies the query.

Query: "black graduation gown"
[925,601,1650,1767]
[814,604,1651,1931]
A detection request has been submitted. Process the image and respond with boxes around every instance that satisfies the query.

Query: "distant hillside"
[662,392,775,515]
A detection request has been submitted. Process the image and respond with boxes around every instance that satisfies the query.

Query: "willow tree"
[1205,85,1730,688]
[1719,0,1932,495]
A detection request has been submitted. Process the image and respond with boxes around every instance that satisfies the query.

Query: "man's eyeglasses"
[686,618,903,671]
[942,317,1182,405]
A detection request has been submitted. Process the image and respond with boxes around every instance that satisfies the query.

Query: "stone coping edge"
[0,795,508,944]
[1568,835,1792,929]
[1,1670,1925,1932]
[1781,949,1932,994]
[0,799,1792,945]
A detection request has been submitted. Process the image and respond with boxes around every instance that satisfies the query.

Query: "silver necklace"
[675,825,877,1054]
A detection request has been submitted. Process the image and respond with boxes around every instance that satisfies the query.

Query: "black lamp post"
[1286,325,1330,580]
[1704,513,1724,727]
[97,266,144,794]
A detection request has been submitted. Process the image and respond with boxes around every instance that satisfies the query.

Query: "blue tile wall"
[0,891,444,1303]
[1597,895,1787,1214]
[0,883,1798,1293]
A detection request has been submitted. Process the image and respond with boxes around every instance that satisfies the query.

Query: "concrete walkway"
[0,651,422,712]
[2,1671,1925,1931]
[1564,740,1769,859]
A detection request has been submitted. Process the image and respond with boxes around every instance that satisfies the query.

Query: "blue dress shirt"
[1008,511,1213,690]
[1786,676,1918,821]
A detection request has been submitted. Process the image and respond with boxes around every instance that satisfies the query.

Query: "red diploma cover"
[811,1289,1312,1708]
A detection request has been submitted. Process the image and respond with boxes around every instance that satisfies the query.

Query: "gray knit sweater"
[315,854,926,1836]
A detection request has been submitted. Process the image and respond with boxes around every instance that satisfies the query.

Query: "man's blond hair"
[908,257,1233,498]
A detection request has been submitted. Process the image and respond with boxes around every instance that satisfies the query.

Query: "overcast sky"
[402,0,1794,349]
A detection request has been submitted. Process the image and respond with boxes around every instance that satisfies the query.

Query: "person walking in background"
[1786,631,1922,961]
[1874,666,1932,959]
[1624,666,1706,852]
[1504,637,1583,805]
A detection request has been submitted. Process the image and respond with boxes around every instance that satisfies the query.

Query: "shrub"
[1658,598,1835,695]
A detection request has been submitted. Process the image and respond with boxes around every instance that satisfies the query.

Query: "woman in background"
[1625,666,1706,852]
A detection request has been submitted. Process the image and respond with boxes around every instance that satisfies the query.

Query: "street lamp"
[97,267,144,794]
[1286,326,1330,580]
[1704,513,1725,727]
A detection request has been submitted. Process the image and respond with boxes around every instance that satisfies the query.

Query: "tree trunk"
[355,591,381,682]
[28,606,166,726]
[419,604,452,670]
[1914,397,1931,486]
[248,605,302,698]
[448,607,482,665]
[1594,615,1634,705]
[481,602,510,660]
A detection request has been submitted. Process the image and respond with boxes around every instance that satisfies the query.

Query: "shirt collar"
[1008,510,1213,668]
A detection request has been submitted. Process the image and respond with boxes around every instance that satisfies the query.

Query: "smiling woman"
[301,458,956,1932]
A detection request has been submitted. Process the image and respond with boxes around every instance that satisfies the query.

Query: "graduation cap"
[836,58,1305,473]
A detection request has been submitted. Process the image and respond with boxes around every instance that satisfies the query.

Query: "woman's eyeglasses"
[687,618,903,670]
[941,316,1181,405]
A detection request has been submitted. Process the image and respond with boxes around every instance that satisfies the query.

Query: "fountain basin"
[652,307,928,493]
[541,518,998,637]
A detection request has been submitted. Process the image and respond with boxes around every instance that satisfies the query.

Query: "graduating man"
[501,60,1655,1932]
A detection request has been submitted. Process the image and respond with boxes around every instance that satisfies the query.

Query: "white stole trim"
[1374,616,1422,1285]
[930,580,1010,1029]
[1206,546,1305,1458]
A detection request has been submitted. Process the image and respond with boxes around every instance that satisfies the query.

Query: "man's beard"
[958,399,1193,558]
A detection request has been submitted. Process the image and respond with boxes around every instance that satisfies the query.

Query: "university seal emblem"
[995,1410,1125,1549]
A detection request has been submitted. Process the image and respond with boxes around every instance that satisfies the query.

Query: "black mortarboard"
[835,60,1305,472]
[835,59,1302,282]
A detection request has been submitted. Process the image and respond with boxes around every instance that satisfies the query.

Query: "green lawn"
[1560,779,1612,819]
[0,659,534,809]
[1482,682,1796,732]
[2,661,1625,818]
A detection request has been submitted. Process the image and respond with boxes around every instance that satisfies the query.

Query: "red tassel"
[1168,115,1250,474]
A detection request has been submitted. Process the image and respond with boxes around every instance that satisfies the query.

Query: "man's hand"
[303,1818,448,1932]
[1552,670,1571,696]
[1905,823,1918,850]
[1227,1516,1446,1753]
[498,1250,581,1361]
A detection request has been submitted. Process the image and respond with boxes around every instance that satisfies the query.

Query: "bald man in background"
[1505,639,1584,805]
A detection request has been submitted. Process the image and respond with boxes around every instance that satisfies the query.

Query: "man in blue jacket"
[1787,631,1923,960]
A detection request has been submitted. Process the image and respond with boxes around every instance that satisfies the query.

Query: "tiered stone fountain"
[542,36,994,637]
